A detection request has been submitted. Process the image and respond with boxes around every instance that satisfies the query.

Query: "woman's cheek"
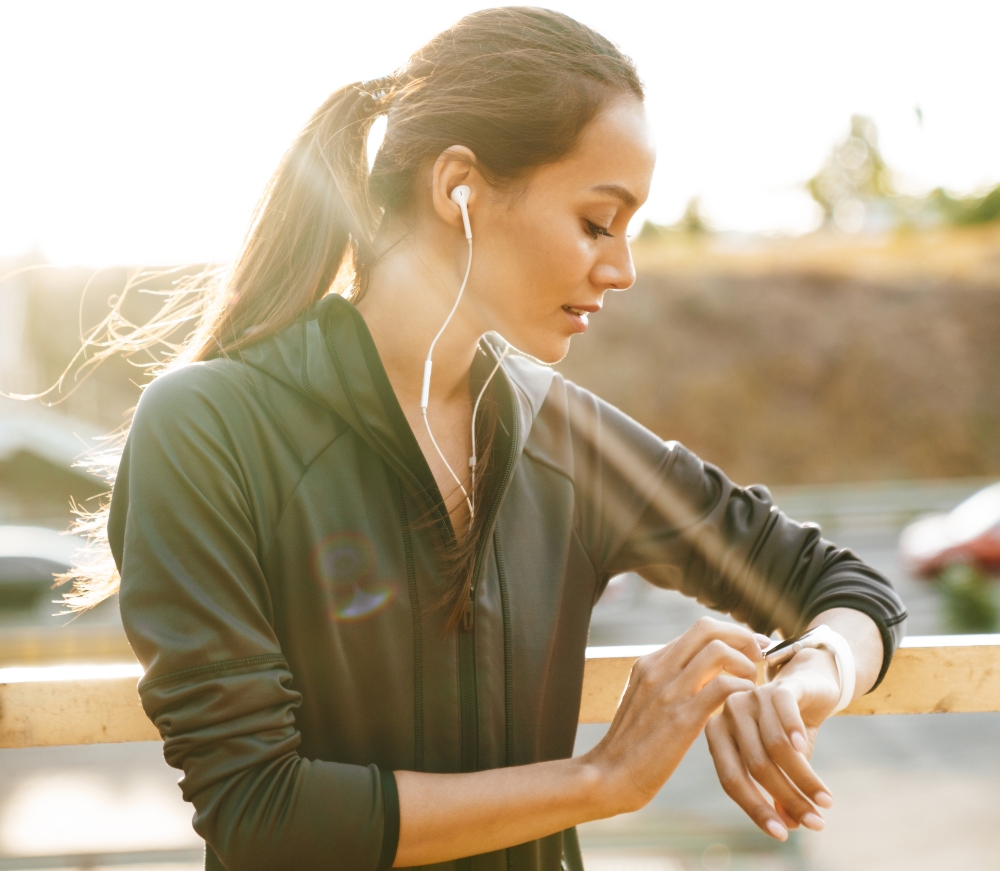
[537,231,588,290]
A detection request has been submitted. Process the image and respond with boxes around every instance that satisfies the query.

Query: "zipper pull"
[463,597,475,631]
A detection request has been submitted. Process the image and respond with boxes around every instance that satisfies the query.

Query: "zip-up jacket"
[110,293,907,871]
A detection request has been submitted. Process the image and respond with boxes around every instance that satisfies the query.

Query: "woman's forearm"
[806,606,884,698]
[393,757,608,867]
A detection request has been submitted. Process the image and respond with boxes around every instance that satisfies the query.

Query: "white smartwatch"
[763,625,856,714]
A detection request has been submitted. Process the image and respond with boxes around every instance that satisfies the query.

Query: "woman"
[77,8,906,871]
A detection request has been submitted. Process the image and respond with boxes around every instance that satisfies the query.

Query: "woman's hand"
[584,617,767,816]
[704,608,885,841]
[705,645,841,840]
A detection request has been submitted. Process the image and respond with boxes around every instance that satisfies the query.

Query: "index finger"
[669,617,764,670]
[772,684,810,754]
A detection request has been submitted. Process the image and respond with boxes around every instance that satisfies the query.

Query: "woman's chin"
[511,334,574,366]
[489,317,577,365]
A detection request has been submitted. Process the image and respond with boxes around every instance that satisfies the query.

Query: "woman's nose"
[593,239,636,292]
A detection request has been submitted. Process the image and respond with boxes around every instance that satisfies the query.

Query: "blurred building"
[0,257,186,528]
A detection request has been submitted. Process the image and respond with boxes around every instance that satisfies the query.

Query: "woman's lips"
[562,304,596,333]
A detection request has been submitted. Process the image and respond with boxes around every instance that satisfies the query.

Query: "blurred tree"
[806,115,894,232]
[674,196,710,234]
[937,563,998,634]
[636,197,711,240]
[931,184,1000,226]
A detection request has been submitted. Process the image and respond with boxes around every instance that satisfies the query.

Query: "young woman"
[76,8,906,871]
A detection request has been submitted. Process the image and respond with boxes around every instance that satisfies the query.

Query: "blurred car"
[0,525,83,614]
[899,482,1000,578]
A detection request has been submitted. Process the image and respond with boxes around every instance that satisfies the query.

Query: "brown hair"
[59,6,643,626]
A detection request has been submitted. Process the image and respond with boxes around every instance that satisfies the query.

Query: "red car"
[899,482,1000,578]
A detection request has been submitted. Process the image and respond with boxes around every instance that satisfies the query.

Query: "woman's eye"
[585,220,613,239]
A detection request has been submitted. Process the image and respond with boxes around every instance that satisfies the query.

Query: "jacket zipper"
[457,387,518,773]
[494,532,515,767]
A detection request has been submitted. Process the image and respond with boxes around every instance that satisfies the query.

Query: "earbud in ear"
[450,184,472,240]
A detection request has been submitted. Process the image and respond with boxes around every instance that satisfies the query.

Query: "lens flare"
[311,531,397,622]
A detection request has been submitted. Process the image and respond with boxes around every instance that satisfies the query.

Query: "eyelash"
[585,220,613,239]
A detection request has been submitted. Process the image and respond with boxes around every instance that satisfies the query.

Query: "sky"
[1,0,998,266]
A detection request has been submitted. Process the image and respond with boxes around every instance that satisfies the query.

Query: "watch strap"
[809,625,856,713]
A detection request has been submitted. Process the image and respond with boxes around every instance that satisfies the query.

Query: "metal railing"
[1,635,998,748]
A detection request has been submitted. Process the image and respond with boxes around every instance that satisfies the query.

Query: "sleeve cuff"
[377,767,400,871]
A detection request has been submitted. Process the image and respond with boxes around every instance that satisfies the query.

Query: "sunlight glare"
[0,772,198,855]
[0,663,144,684]
[0,0,998,265]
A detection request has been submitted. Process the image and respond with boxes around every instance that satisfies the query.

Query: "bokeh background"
[1,2,999,870]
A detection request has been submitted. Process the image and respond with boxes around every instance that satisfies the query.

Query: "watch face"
[763,628,820,662]
[763,637,795,659]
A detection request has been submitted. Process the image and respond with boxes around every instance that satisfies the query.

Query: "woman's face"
[468,97,655,364]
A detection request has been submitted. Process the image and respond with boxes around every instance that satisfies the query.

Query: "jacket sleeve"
[564,379,907,689]
[109,367,399,871]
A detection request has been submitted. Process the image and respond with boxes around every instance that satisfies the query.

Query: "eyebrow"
[591,184,638,208]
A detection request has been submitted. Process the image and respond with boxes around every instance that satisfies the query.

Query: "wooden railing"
[1,635,998,749]
[0,624,135,666]
[579,634,1000,722]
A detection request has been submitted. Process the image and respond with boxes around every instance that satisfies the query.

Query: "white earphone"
[451,183,472,241]
[420,183,509,521]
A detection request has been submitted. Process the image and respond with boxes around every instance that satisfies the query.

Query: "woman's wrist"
[768,646,842,721]
[575,750,632,819]
[806,608,884,698]
[773,646,839,684]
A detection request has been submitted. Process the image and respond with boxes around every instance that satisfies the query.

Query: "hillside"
[558,226,1000,486]
[4,226,999,489]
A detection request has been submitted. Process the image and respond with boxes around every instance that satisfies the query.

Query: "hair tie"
[359,74,398,103]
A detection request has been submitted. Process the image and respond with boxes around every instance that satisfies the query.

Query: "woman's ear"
[430,146,480,236]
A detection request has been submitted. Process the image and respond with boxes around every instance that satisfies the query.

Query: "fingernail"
[755,634,772,647]
[790,731,807,753]
[813,791,833,808]
[766,819,788,840]
[801,813,825,832]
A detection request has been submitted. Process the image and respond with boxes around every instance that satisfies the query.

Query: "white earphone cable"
[421,238,473,408]
[469,340,510,517]
[421,237,475,519]
[421,405,473,518]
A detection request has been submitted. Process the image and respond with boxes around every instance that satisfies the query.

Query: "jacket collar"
[240,293,554,515]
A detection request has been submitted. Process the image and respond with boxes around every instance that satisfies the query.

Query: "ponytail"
[57,77,397,609]
[192,76,394,361]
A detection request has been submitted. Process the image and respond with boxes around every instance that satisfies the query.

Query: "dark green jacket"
[110,293,906,871]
